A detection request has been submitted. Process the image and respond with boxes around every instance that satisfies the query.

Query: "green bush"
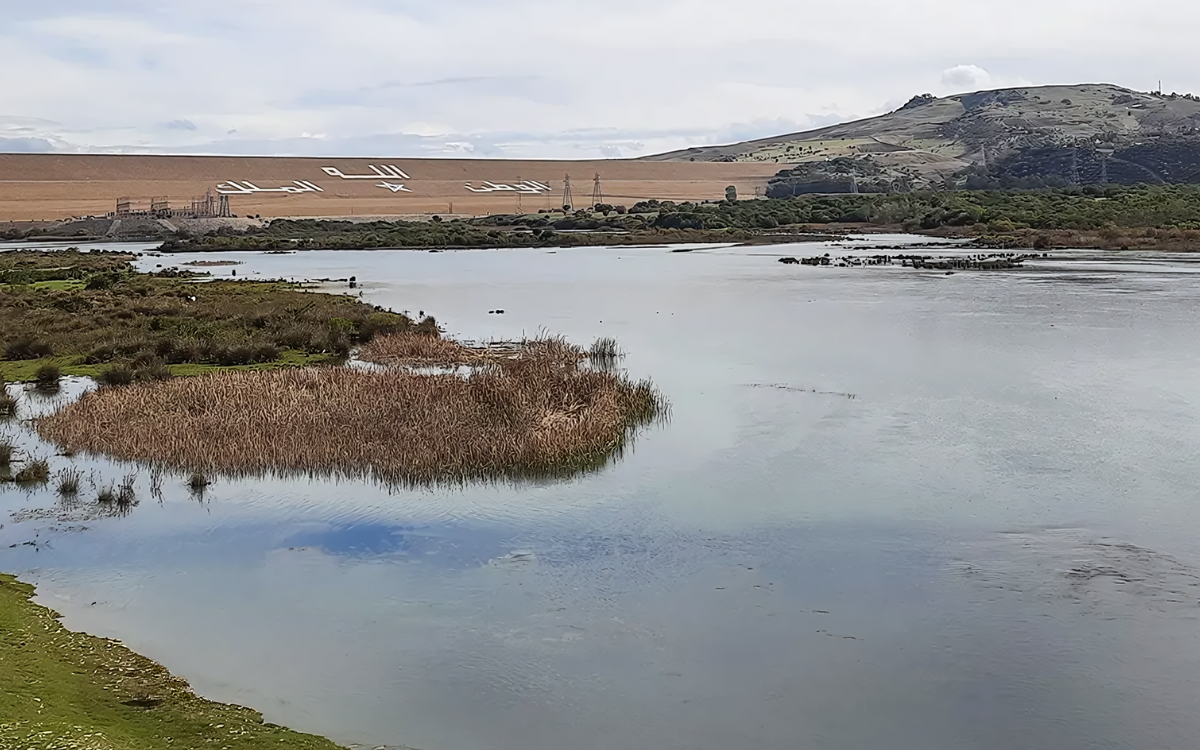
[85,272,122,290]
[5,338,54,360]
[97,365,135,387]
[35,363,62,390]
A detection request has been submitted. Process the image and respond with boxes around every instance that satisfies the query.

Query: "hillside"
[0,155,778,222]
[644,84,1200,194]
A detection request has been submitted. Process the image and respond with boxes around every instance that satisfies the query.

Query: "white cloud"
[2,1,1198,157]
[938,65,1033,94]
[941,65,992,90]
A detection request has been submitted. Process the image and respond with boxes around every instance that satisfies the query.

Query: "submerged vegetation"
[37,334,665,485]
[0,574,343,749]
[55,466,82,497]
[0,249,417,383]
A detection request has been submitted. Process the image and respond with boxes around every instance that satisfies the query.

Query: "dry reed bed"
[35,339,663,485]
[357,332,532,366]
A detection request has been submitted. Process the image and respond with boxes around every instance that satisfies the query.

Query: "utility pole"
[562,174,573,211]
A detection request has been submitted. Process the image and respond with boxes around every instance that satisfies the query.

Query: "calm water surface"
[4,238,1200,749]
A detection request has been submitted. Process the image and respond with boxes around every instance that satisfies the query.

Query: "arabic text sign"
[215,180,325,196]
[322,165,411,181]
[465,180,551,195]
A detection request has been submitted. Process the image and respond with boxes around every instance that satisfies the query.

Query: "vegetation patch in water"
[0,573,342,750]
[36,335,665,485]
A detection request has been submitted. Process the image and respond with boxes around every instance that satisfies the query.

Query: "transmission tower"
[591,172,603,206]
[1097,143,1115,184]
[1071,142,1080,185]
[516,176,524,214]
[562,174,573,211]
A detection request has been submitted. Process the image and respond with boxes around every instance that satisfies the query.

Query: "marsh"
[4,237,1200,750]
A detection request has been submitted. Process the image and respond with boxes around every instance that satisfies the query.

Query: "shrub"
[14,458,51,485]
[84,344,117,364]
[188,473,210,491]
[253,344,280,363]
[413,316,440,337]
[0,386,15,419]
[56,467,82,496]
[97,365,135,387]
[133,358,173,383]
[0,442,12,466]
[216,345,256,366]
[280,324,325,352]
[5,338,54,360]
[117,473,137,508]
[35,363,62,390]
[85,271,121,290]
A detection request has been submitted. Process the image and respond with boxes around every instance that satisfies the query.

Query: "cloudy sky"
[0,0,1192,159]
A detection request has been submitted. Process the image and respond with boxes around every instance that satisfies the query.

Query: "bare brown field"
[0,154,783,221]
[35,336,664,485]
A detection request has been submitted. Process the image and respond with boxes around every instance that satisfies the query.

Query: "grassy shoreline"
[0,250,418,385]
[0,573,344,749]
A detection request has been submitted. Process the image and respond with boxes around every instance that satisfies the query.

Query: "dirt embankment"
[0,153,782,222]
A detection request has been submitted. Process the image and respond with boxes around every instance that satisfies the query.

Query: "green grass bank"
[0,574,343,749]
[0,249,419,384]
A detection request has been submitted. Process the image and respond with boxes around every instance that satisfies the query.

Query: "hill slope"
[644,84,1200,193]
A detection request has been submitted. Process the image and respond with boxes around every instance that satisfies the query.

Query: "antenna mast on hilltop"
[562,174,573,211]
[592,173,604,206]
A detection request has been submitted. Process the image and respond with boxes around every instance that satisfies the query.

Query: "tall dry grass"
[36,338,664,485]
[357,332,483,366]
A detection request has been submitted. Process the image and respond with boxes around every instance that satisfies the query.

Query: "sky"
[0,0,1194,159]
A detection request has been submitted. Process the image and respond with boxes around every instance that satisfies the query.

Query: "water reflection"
[4,238,1200,749]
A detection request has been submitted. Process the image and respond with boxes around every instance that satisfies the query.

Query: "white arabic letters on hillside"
[215,180,325,196]
[377,182,412,193]
[464,180,551,195]
[322,165,412,180]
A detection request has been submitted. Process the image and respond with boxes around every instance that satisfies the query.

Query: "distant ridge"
[642,84,1200,194]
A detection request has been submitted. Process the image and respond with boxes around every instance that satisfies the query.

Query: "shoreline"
[0,572,348,749]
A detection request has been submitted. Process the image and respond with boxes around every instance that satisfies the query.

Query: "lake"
[4,237,1200,750]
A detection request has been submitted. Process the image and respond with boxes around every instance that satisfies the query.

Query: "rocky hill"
[644,84,1200,194]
